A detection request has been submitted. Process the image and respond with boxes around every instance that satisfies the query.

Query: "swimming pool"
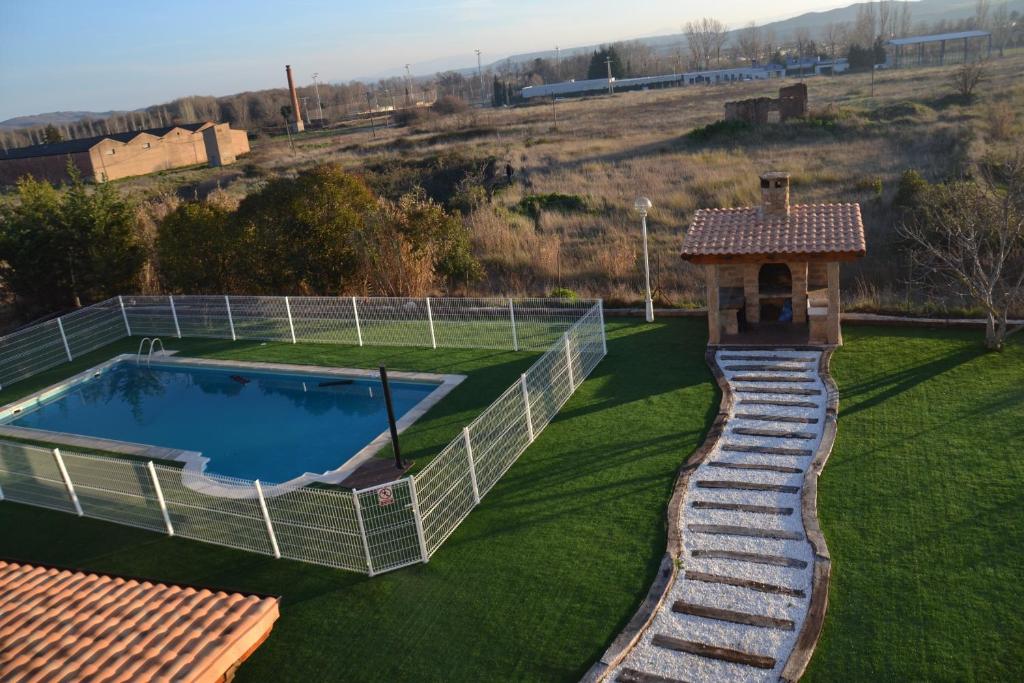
[0,356,463,488]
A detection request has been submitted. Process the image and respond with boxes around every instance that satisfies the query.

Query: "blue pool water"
[6,362,436,483]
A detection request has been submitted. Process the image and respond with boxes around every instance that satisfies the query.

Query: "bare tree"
[684,18,728,70]
[878,0,894,39]
[896,1,914,37]
[975,0,992,29]
[821,22,846,63]
[737,22,762,64]
[899,155,1024,350]
[992,2,1014,56]
[853,1,877,46]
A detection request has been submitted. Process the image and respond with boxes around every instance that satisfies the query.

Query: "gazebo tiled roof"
[681,203,866,263]
[0,559,280,682]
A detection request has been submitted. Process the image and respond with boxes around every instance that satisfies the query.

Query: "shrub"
[514,193,591,219]
[987,102,1016,141]
[549,287,579,300]
[431,96,469,116]
[686,119,752,142]
[393,106,434,128]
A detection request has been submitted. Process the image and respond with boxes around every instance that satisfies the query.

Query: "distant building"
[0,121,249,185]
[885,30,992,68]
[520,60,847,100]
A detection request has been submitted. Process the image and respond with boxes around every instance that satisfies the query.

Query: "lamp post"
[634,197,654,323]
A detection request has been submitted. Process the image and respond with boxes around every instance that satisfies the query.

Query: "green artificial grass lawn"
[2,320,1021,680]
[805,326,1024,681]
[0,318,716,681]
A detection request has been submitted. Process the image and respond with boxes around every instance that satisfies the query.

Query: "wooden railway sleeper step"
[732,375,817,383]
[651,634,776,669]
[706,461,804,474]
[723,364,813,372]
[684,570,806,598]
[734,412,819,424]
[687,523,804,541]
[732,426,817,440]
[721,443,813,457]
[616,667,689,683]
[738,398,819,408]
[719,354,815,363]
[671,600,795,631]
[691,500,794,515]
[691,548,809,568]
[696,480,799,494]
[733,386,822,396]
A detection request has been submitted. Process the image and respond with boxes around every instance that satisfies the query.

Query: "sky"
[0,0,856,121]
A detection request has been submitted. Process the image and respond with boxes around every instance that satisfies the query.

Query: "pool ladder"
[136,337,165,365]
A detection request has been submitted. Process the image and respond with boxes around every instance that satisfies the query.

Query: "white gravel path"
[610,349,826,683]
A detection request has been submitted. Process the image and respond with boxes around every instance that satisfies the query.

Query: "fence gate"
[354,479,425,574]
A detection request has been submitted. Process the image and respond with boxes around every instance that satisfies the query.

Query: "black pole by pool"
[379,366,403,469]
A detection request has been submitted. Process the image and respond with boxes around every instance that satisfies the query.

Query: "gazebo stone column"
[706,265,721,344]
[743,264,760,324]
[827,262,842,345]
[790,261,808,324]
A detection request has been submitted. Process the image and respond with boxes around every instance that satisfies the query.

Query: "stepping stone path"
[610,349,827,682]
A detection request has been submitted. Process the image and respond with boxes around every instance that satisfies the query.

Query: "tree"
[156,200,241,293]
[0,162,143,314]
[684,18,727,70]
[587,46,624,80]
[992,2,1014,56]
[737,22,762,64]
[821,22,845,64]
[43,124,63,144]
[232,164,376,295]
[898,155,1024,350]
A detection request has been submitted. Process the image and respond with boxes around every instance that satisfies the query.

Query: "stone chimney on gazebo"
[760,171,790,218]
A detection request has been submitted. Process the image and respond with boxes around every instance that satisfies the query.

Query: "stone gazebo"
[681,172,866,346]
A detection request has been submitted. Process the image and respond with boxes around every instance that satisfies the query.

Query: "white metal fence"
[0,295,606,575]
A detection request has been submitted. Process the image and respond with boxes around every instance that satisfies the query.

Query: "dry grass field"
[116,51,1024,308]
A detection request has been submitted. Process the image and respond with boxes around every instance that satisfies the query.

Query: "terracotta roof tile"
[0,560,279,683]
[681,203,866,262]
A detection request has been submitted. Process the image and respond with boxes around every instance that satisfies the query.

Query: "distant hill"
[497,0,1021,66]
[0,110,139,130]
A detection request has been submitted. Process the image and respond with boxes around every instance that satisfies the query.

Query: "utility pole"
[475,49,484,106]
[555,45,561,80]
[366,91,376,138]
[606,55,615,95]
[301,97,311,124]
[311,72,324,123]
[404,64,413,107]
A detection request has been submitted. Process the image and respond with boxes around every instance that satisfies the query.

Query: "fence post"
[254,480,281,559]
[564,335,575,389]
[597,299,607,356]
[147,461,174,536]
[351,296,363,347]
[352,491,375,576]
[118,296,132,336]
[168,295,182,338]
[463,427,481,504]
[284,296,297,344]
[407,476,430,563]
[56,317,73,362]
[425,297,437,349]
[224,295,237,341]
[52,448,82,516]
[509,298,519,351]
[520,374,535,442]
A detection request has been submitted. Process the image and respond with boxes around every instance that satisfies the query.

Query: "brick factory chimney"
[760,171,790,218]
[286,65,305,133]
